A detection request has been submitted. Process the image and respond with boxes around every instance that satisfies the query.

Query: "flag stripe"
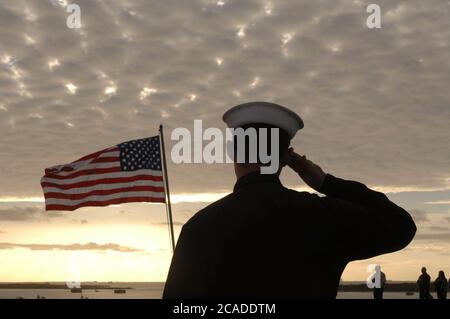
[44,167,122,180]
[73,147,119,163]
[42,180,163,194]
[45,196,165,211]
[41,170,163,185]
[44,151,121,174]
[44,185,165,200]
[41,174,163,189]
[91,156,120,163]
[44,191,166,206]
[73,152,120,166]
[51,162,120,176]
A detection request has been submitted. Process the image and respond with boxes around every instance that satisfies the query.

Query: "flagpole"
[159,124,176,253]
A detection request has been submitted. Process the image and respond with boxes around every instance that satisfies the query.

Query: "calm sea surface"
[0,283,437,299]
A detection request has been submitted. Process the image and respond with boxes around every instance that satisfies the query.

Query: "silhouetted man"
[163,102,417,298]
[417,267,431,299]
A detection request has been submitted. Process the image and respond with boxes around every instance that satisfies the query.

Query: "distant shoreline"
[339,282,420,292]
[0,283,133,290]
[0,282,422,292]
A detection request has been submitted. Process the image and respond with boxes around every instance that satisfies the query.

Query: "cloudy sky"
[0,0,449,283]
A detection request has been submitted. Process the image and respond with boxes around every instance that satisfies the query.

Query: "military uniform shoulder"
[282,187,330,215]
[283,187,320,200]
[183,192,235,229]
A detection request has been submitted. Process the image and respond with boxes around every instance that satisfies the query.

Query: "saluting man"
[163,101,416,298]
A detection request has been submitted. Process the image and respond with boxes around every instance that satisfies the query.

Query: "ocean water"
[0,283,164,299]
[0,283,437,299]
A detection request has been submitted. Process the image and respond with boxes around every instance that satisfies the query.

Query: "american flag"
[40,136,166,211]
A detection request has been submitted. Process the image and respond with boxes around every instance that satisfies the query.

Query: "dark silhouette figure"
[372,268,387,300]
[163,103,417,298]
[417,267,432,299]
[434,271,448,300]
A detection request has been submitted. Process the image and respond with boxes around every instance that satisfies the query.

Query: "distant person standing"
[417,267,431,299]
[372,267,387,299]
[434,271,448,299]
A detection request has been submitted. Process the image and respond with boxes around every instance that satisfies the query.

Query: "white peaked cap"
[222,101,304,139]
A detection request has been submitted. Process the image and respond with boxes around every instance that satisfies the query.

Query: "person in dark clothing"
[434,271,448,299]
[163,102,417,299]
[417,267,432,299]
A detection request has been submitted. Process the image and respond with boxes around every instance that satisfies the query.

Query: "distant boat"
[114,289,126,294]
[71,288,82,293]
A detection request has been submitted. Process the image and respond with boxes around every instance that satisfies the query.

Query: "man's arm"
[319,173,416,260]
[285,149,417,261]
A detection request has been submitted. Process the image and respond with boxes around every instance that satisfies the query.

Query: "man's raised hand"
[284,148,326,192]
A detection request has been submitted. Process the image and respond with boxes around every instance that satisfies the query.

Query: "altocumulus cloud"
[0,0,448,197]
[0,242,142,252]
[409,209,430,223]
[414,232,450,241]
[0,206,63,221]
